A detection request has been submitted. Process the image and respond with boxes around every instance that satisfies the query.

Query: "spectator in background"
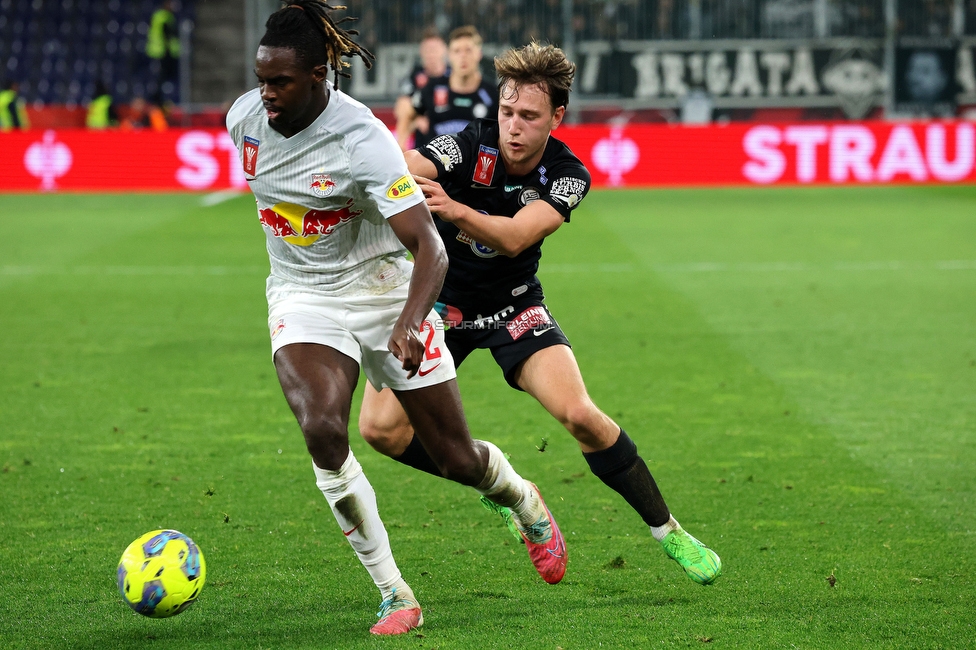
[0,80,30,131]
[899,0,953,36]
[408,26,498,149]
[146,0,181,97]
[86,82,119,129]
[394,29,448,151]
[838,0,884,38]
[656,0,677,38]
[702,0,758,37]
[146,95,170,130]
[123,95,168,131]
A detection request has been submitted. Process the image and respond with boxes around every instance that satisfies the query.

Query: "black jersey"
[419,118,591,307]
[400,64,444,148]
[399,64,434,98]
[412,75,498,149]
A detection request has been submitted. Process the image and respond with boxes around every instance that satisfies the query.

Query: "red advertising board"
[1,121,974,192]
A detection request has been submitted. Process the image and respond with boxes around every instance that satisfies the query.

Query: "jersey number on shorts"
[417,320,443,377]
[421,320,442,362]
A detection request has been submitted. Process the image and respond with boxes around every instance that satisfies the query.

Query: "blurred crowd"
[343,0,974,47]
[0,0,187,129]
[1,0,974,132]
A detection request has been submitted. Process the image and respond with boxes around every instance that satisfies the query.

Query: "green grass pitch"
[1,186,974,648]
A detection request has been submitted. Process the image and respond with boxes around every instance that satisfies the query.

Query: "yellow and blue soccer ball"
[117,529,206,618]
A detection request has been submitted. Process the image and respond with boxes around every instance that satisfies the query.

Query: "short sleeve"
[399,74,416,97]
[412,86,427,115]
[541,164,591,221]
[416,120,480,183]
[348,119,425,219]
[225,89,260,147]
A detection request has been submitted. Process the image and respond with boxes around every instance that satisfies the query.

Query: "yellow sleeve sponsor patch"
[387,175,416,199]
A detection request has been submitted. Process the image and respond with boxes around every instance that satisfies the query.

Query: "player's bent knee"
[357,411,381,445]
[298,412,348,454]
[358,413,412,456]
[560,401,603,436]
[557,402,616,449]
[298,410,346,437]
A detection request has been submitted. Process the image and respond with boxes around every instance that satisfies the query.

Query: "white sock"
[474,441,541,527]
[313,451,411,601]
[650,515,681,542]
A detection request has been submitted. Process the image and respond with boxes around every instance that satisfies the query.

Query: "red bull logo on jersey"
[258,199,362,246]
[259,208,297,237]
[270,318,286,340]
[473,145,498,185]
[310,173,337,197]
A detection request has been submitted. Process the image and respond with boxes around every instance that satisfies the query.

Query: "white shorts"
[266,282,456,391]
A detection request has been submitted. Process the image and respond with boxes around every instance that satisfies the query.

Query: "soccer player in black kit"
[407,25,498,149]
[360,42,722,586]
[393,28,447,151]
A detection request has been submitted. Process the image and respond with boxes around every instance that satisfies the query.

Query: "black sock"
[391,434,442,477]
[583,429,671,528]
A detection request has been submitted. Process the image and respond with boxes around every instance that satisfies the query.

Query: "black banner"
[348,39,976,118]
[576,40,886,118]
[894,37,959,116]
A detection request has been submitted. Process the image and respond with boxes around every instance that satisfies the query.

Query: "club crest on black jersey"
[419,118,592,306]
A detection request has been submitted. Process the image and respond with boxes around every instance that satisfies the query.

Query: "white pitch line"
[1,266,267,276]
[200,190,246,207]
[542,263,636,273]
[654,261,976,273]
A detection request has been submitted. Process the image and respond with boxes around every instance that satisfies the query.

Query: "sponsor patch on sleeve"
[387,175,417,199]
[549,177,588,209]
[426,135,464,172]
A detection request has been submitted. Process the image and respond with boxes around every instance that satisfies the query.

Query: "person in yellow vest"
[146,0,180,94]
[86,82,119,129]
[0,80,30,131]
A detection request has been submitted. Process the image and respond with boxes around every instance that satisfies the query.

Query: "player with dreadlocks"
[225,1,567,636]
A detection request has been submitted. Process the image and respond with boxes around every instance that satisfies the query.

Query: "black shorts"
[438,285,571,390]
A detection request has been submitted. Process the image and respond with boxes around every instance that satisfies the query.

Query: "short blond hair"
[448,25,482,46]
[494,42,576,111]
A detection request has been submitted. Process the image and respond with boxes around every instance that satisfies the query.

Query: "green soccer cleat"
[660,529,722,585]
[480,495,524,543]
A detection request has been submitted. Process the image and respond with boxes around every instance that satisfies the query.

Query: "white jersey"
[226,88,425,296]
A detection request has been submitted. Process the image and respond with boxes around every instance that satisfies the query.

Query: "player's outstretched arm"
[386,202,448,378]
[404,149,439,180]
[414,176,565,257]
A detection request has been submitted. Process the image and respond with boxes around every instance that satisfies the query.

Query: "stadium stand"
[0,0,973,124]
[0,0,194,105]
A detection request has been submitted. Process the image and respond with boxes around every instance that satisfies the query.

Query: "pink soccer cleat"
[516,483,567,584]
[369,589,423,636]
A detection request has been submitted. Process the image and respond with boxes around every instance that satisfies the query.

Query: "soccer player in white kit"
[225,1,567,636]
